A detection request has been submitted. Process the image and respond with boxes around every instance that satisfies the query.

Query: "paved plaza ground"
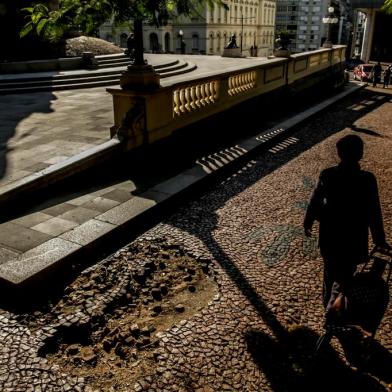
[0,54,271,189]
[0,88,112,187]
[0,86,391,391]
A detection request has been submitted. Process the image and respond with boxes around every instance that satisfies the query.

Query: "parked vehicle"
[353,64,374,82]
[345,58,364,71]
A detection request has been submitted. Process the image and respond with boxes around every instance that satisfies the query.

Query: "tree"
[20,0,228,65]
[382,0,392,14]
[20,0,227,41]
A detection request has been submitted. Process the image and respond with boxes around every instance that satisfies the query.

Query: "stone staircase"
[0,54,197,94]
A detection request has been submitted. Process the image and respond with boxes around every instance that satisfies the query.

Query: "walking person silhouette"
[304,135,390,307]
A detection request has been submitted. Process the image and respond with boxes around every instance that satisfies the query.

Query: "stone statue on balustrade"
[222,34,243,58]
[226,34,238,49]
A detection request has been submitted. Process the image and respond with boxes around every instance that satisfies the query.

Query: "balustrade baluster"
[173,89,180,117]
[190,86,197,110]
[195,85,202,108]
[200,83,206,106]
[184,87,191,112]
[213,81,219,101]
[179,89,186,113]
[205,83,212,105]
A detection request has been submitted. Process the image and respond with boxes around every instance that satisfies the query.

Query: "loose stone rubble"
[0,88,391,391]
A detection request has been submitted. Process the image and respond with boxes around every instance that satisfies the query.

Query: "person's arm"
[304,173,326,237]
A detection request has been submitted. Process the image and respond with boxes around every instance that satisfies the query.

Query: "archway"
[164,32,170,52]
[149,32,159,53]
[192,33,200,52]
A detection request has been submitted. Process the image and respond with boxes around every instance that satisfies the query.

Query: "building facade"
[275,0,352,53]
[350,0,392,62]
[99,0,276,57]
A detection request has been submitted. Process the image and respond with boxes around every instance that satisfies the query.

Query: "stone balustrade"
[107,46,346,150]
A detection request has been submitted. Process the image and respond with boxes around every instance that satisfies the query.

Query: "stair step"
[0,59,197,94]
[151,59,179,69]
[97,62,130,69]
[0,79,120,94]
[97,56,128,64]
[158,61,189,74]
[0,74,123,89]
[160,63,197,79]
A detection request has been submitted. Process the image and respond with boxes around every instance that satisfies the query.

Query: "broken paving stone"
[152,305,162,314]
[66,344,80,357]
[130,324,140,337]
[124,336,136,346]
[175,304,185,313]
[102,339,113,353]
[160,285,168,296]
[79,347,97,364]
[151,288,162,301]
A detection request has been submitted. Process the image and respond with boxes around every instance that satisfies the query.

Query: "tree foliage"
[20,0,228,41]
[382,0,392,14]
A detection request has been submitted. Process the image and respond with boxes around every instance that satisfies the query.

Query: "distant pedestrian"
[372,61,382,87]
[383,65,391,88]
[304,135,389,307]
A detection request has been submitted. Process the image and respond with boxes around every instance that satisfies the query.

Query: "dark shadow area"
[0,91,56,179]
[246,327,389,392]
[350,124,383,137]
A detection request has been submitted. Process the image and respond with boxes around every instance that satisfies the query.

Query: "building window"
[192,33,199,50]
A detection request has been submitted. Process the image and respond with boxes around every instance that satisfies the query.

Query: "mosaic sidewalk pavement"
[0,88,391,391]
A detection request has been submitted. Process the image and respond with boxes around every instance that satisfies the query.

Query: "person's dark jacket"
[304,162,385,264]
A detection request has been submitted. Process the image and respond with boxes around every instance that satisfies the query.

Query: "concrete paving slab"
[0,238,81,285]
[41,203,75,217]
[57,207,100,224]
[67,193,97,206]
[11,212,53,228]
[96,197,156,226]
[0,248,20,265]
[31,217,79,236]
[0,222,52,253]
[59,219,116,246]
[81,196,120,213]
[100,188,134,203]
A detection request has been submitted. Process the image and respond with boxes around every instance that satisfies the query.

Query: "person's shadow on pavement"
[246,326,392,392]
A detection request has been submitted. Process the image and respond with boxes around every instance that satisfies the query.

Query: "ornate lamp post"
[119,18,160,90]
[178,29,186,54]
[322,6,339,48]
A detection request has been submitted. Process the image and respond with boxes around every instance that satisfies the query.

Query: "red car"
[353,64,374,82]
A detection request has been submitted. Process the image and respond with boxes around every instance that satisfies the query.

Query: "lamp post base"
[273,48,291,58]
[120,65,160,91]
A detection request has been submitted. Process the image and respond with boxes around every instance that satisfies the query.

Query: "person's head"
[336,134,364,163]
